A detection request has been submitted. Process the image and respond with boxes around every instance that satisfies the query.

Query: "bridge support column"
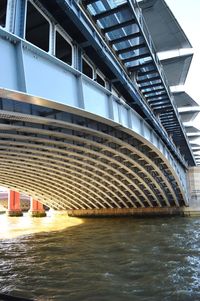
[7,190,23,216]
[184,167,200,216]
[29,198,46,217]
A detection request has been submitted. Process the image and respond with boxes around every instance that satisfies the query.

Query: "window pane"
[55,31,72,65]
[96,74,105,87]
[26,1,49,52]
[82,59,93,79]
[0,0,7,27]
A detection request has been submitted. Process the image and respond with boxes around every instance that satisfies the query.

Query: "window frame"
[96,70,106,87]
[82,56,94,79]
[112,87,120,98]
[0,0,8,29]
[24,0,52,53]
[54,26,74,67]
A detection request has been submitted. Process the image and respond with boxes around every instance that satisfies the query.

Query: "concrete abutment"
[67,207,184,217]
[183,167,200,216]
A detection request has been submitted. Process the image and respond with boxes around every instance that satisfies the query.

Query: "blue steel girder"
[0,30,189,170]
[0,0,195,166]
[0,20,192,170]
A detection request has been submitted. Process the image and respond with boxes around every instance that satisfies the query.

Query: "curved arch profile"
[0,110,187,211]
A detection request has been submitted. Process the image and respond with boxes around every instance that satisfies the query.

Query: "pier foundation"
[29,198,46,217]
[7,190,23,217]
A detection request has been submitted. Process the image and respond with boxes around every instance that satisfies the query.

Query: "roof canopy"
[161,54,193,86]
[139,0,192,52]
[173,92,199,108]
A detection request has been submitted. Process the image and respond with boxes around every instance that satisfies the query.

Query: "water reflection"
[0,212,83,239]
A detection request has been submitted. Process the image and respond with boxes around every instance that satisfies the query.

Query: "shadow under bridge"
[0,104,188,212]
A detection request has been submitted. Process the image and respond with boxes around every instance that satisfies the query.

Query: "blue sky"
[165,0,200,104]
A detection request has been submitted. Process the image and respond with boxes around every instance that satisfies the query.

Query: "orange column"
[29,198,46,217]
[7,190,23,216]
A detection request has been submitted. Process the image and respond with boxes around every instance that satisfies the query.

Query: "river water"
[0,214,200,301]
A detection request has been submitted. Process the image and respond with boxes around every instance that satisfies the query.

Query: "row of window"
[1,0,128,96]
[1,0,106,87]
[27,1,107,87]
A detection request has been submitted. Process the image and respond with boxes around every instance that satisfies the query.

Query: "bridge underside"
[0,97,187,211]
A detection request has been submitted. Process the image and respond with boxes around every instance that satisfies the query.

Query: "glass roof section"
[87,0,149,69]
[80,0,193,163]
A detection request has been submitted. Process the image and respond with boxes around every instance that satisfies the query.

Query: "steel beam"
[137,68,158,76]
[103,19,136,34]
[144,88,166,96]
[140,82,163,90]
[94,3,128,21]
[148,97,169,103]
[122,52,151,64]
[82,0,98,6]
[116,43,146,55]
[137,75,160,84]
[109,32,141,45]
[153,107,173,113]
[145,92,167,100]
[128,63,155,73]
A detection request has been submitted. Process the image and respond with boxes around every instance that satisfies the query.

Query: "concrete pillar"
[184,167,200,216]
[7,190,23,216]
[29,198,46,217]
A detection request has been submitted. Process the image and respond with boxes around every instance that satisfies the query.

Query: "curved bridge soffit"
[0,109,187,209]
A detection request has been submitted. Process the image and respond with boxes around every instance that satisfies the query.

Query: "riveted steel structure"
[0,0,197,213]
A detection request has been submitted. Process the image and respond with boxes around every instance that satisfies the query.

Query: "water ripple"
[1,216,200,300]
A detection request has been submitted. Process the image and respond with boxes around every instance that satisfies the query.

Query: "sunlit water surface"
[0,212,82,239]
[1,215,200,301]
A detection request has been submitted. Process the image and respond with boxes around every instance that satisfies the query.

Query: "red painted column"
[7,190,23,216]
[29,198,46,217]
